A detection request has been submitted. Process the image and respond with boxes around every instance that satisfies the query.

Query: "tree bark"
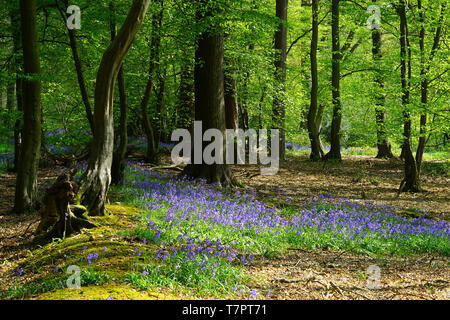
[307,0,324,161]
[155,69,166,145]
[177,62,195,131]
[109,2,128,185]
[14,0,42,214]
[81,0,151,216]
[35,170,96,239]
[182,1,237,186]
[9,6,23,172]
[273,0,288,161]
[372,0,393,159]
[416,0,445,177]
[397,0,419,192]
[224,62,239,131]
[141,0,164,164]
[56,0,95,135]
[324,0,342,161]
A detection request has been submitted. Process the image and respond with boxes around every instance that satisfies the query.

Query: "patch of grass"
[422,161,449,176]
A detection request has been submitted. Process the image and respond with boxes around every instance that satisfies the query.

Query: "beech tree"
[55,0,95,135]
[14,0,42,214]
[307,0,324,161]
[371,0,393,159]
[324,0,342,161]
[80,0,151,216]
[110,2,129,185]
[182,0,237,186]
[396,0,418,192]
[273,0,288,161]
[141,0,164,164]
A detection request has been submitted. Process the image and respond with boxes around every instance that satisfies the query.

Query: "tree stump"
[35,169,96,239]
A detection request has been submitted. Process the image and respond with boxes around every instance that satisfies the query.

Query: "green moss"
[36,284,179,300]
[36,283,181,300]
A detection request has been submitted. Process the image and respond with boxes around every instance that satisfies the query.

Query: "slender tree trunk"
[155,69,166,144]
[154,0,165,145]
[239,53,251,133]
[9,7,23,172]
[81,0,151,216]
[14,0,42,214]
[177,62,195,131]
[111,65,128,185]
[372,0,393,159]
[325,0,342,161]
[224,62,239,131]
[141,0,164,163]
[109,2,128,185]
[224,59,241,163]
[182,1,236,186]
[397,0,419,192]
[273,0,288,161]
[6,65,16,169]
[56,0,95,135]
[307,0,323,161]
[241,71,251,132]
[416,1,445,177]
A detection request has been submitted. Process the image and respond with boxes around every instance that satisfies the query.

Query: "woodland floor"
[0,154,448,300]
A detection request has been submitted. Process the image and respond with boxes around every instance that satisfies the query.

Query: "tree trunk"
[324,0,342,162]
[224,63,239,131]
[110,2,128,185]
[177,62,195,131]
[14,0,42,214]
[416,0,445,177]
[307,0,323,161]
[273,0,288,161]
[9,6,23,172]
[224,59,241,163]
[154,0,165,145]
[141,0,164,164]
[6,11,18,169]
[56,0,95,135]
[81,0,151,216]
[155,69,166,145]
[182,2,236,186]
[372,0,393,159]
[35,170,96,239]
[397,0,419,192]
